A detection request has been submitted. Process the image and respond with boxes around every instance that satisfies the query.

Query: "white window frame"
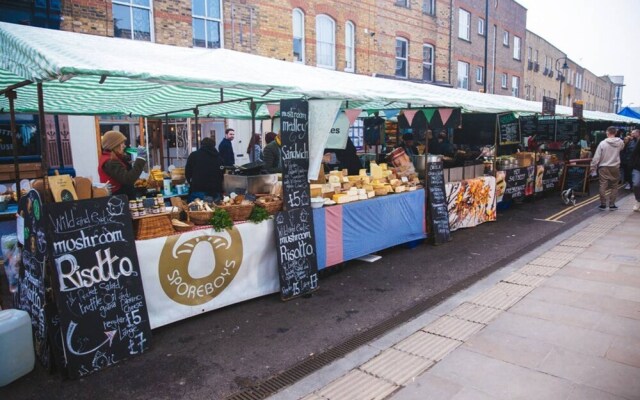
[113,0,154,42]
[527,46,532,61]
[345,21,355,72]
[478,18,485,36]
[457,61,469,90]
[511,76,519,97]
[422,44,434,82]
[513,36,521,60]
[458,9,470,40]
[475,66,483,84]
[395,37,409,79]
[503,30,509,46]
[423,0,435,15]
[316,14,336,69]
[501,73,508,89]
[292,8,305,63]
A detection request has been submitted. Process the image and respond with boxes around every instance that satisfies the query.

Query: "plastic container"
[0,309,35,386]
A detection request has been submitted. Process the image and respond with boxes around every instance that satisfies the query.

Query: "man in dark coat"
[186,137,225,202]
[218,128,236,167]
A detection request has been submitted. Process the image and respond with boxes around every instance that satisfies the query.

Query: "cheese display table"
[313,189,426,269]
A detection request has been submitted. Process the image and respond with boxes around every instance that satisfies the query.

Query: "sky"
[516,0,640,108]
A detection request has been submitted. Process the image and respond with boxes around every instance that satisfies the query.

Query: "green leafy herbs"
[248,206,271,224]
[209,208,233,232]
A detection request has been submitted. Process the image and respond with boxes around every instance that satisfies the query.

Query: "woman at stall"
[247,133,263,163]
[98,130,147,200]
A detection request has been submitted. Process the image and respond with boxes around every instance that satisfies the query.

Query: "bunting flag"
[344,108,362,125]
[439,108,454,126]
[367,109,378,116]
[403,109,418,126]
[266,103,280,118]
[383,109,400,119]
[422,108,437,124]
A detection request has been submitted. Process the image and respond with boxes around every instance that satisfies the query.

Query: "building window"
[532,86,536,101]
[478,18,485,36]
[534,49,538,62]
[512,76,519,97]
[475,66,483,84]
[395,0,410,8]
[316,14,336,69]
[113,0,153,41]
[423,0,435,15]
[395,37,409,78]
[513,36,521,60]
[345,21,355,72]
[502,31,509,46]
[527,47,532,61]
[458,9,470,40]
[422,44,434,82]
[292,8,305,63]
[501,73,507,89]
[457,61,469,89]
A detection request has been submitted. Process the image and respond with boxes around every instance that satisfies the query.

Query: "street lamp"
[556,57,569,106]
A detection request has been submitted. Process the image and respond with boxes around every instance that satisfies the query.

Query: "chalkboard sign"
[497,113,521,145]
[426,160,451,245]
[502,167,529,201]
[572,102,583,118]
[536,163,563,192]
[46,195,151,379]
[17,189,52,369]
[542,96,556,115]
[536,118,556,141]
[519,115,537,138]
[280,99,310,210]
[274,207,319,300]
[556,119,579,142]
[561,164,589,195]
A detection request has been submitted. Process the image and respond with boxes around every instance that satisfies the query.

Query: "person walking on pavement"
[631,130,640,211]
[218,128,236,167]
[590,126,625,210]
[622,129,639,190]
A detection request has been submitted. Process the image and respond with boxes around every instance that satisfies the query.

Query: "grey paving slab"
[449,387,498,400]
[618,264,640,276]
[483,311,614,357]
[390,373,463,400]
[543,274,640,303]
[566,384,629,400]
[605,336,640,368]
[556,266,640,288]
[550,245,586,254]
[538,347,640,400]
[572,250,609,261]
[565,258,619,272]
[608,254,640,266]
[595,313,640,341]
[429,348,575,400]
[462,329,553,369]
[508,296,604,330]
[518,264,559,277]
[589,245,640,259]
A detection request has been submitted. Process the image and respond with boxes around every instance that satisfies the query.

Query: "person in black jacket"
[324,137,362,175]
[185,137,225,202]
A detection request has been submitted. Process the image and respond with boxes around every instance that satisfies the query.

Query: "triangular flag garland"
[403,109,419,126]
[344,108,362,125]
[422,108,437,124]
[383,109,400,119]
[266,104,280,118]
[438,108,454,126]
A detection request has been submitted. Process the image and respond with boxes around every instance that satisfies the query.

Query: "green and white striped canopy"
[0,21,638,123]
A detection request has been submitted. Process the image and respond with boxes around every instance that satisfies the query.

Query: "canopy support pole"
[144,117,150,170]
[5,90,21,201]
[250,100,257,142]
[194,108,199,148]
[37,83,49,202]
[164,114,169,170]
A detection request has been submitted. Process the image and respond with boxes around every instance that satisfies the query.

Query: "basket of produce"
[217,194,254,221]
[171,218,195,232]
[254,195,283,215]
[187,198,215,225]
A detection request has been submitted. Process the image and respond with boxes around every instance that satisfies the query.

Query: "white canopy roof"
[0,21,638,123]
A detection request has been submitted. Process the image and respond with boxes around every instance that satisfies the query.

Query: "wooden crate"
[0,162,43,181]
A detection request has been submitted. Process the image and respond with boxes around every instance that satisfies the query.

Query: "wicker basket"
[217,203,254,221]
[172,220,195,232]
[255,199,283,215]
[188,210,214,225]
[135,215,175,240]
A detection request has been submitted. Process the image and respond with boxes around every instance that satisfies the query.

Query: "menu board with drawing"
[46,195,151,379]
[426,160,451,245]
[280,99,310,210]
[17,189,52,369]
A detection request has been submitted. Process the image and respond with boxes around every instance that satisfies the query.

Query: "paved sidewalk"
[270,196,640,400]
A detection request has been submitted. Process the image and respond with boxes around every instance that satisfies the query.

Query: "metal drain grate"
[224,226,581,400]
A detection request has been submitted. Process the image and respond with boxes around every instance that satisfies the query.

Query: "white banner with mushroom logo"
[136,220,279,329]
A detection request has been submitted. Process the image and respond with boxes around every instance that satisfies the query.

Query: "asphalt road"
[1,186,628,400]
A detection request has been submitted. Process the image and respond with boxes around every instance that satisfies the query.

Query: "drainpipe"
[448,0,453,85]
[483,0,489,93]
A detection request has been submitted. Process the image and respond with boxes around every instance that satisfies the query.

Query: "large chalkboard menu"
[556,119,579,142]
[542,96,556,115]
[426,160,451,245]
[280,99,310,210]
[519,115,537,138]
[497,113,521,145]
[46,195,151,379]
[572,102,583,118]
[561,164,589,195]
[17,189,51,369]
[502,167,529,201]
[536,118,556,141]
[274,208,319,300]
